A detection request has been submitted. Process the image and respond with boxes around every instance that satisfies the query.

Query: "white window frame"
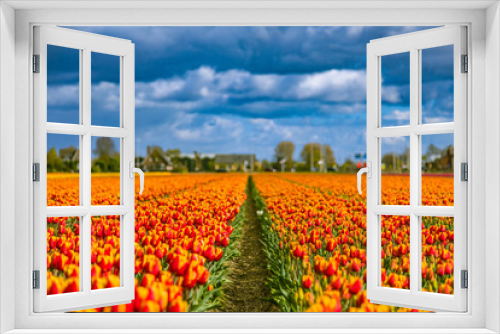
[366,26,467,312]
[33,26,136,312]
[0,2,498,333]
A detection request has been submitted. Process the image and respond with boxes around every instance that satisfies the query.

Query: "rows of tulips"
[46,172,454,312]
[253,173,454,312]
[46,173,247,312]
[47,173,227,207]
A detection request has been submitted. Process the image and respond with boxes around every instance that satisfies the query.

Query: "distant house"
[141,146,171,172]
[422,146,454,171]
[59,146,79,170]
[214,154,256,172]
[180,153,216,160]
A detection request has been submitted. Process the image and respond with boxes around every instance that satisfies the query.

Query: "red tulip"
[349,278,363,295]
[302,275,313,289]
[325,261,336,277]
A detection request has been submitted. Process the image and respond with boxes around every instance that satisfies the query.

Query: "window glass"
[91,52,120,127]
[381,52,410,127]
[380,215,410,290]
[47,134,80,206]
[91,215,121,290]
[421,216,454,295]
[381,137,410,205]
[421,45,454,124]
[91,137,121,206]
[47,216,81,295]
[421,134,454,206]
[47,45,80,124]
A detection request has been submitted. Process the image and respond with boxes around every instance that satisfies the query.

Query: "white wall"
[3,4,495,332]
[485,2,500,333]
[0,2,16,333]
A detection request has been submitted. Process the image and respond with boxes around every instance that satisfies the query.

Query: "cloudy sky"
[47,26,454,163]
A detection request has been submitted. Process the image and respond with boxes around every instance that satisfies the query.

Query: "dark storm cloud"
[54,26,442,84]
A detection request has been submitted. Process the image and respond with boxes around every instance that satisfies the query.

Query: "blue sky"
[47,26,454,163]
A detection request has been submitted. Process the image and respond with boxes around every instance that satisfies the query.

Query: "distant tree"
[323,144,337,168]
[440,145,454,170]
[148,146,165,160]
[92,138,119,172]
[47,147,63,172]
[294,162,309,172]
[179,157,194,172]
[300,143,322,170]
[253,161,261,171]
[261,159,270,171]
[381,148,409,172]
[59,145,79,172]
[135,156,144,167]
[340,158,355,172]
[93,137,116,158]
[382,153,396,171]
[425,144,441,158]
[202,157,215,171]
[166,149,181,170]
[109,152,121,171]
[423,144,454,172]
[274,141,295,170]
[401,147,410,171]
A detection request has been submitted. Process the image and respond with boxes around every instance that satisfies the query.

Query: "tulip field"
[46,172,454,312]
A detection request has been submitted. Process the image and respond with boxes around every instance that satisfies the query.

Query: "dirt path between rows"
[217,179,278,312]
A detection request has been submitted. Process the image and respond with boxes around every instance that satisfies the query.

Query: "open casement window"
[33,26,137,312]
[365,26,467,312]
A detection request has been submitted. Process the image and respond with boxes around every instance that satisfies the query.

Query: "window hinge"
[461,54,468,73]
[33,54,40,73]
[33,270,40,289]
[461,162,468,181]
[33,163,40,182]
[461,270,468,289]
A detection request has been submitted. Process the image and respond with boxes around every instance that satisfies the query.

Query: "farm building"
[214,154,256,172]
[141,146,171,171]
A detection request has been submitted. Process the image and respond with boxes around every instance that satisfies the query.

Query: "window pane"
[381,137,410,205]
[421,45,454,124]
[47,134,80,206]
[421,134,454,206]
[380,215,410,290]
[381,52,410,127]
[47,45,80,124]
[91,137,121,205]
[91,52,120,127]
[47,216,81,295]
[421,216,454,295]
[91,215,121,290]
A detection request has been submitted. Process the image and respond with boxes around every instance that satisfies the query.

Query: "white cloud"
[47,85,79,107]
[294,69,366,102]
[346,26,364,38]
[132,66,367,109]
[423,116,453,123]
[48,66,411,116]
[48,82,120,113]
[383,109,409,121]
[382,136,409,146]
[148,112,245,144]
[250,118,293,139]
[148,79,185,99]
[91,82,120,111]
[381,86,402,103]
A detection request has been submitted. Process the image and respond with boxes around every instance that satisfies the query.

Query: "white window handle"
[357,161,372,195]
[129,161,144,194]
